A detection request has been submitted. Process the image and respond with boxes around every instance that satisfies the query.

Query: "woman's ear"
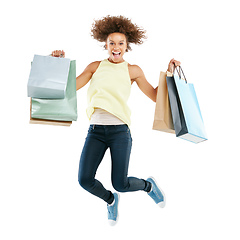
[104,44,107,50]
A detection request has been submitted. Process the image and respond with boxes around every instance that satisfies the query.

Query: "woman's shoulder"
[89,60,101,68]
[128,63,143,72]
[86,60,101,74]
[128,63,143,80]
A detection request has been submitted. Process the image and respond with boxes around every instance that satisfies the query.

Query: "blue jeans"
[78,125,150,204]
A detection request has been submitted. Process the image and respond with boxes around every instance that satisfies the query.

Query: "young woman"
[52,15,180,226]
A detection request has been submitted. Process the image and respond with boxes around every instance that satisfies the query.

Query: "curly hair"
[91,15,147,51]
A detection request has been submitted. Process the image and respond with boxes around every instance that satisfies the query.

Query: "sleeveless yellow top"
[86,59,132,126]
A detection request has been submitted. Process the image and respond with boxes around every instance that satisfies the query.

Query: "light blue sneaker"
[107,193,120,226]
[147,177,166,208]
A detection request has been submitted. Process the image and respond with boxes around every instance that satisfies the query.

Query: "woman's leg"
[109,125,151,192]
[78,125,114,204]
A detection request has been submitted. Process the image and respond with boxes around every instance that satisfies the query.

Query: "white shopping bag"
[27,55,71,99]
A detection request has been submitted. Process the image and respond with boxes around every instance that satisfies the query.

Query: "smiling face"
[105,33,128,63]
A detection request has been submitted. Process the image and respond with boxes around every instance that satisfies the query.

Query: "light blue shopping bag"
[167,66,207,143]
[28,55,70,99]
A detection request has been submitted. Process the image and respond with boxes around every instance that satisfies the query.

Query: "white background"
[1,0,240,239]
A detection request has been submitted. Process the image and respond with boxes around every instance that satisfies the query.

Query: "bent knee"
[78,175,92,190]
[112,182,128,192]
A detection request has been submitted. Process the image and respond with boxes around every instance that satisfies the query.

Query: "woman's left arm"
[130,59,181,102]
[130,65,158,102]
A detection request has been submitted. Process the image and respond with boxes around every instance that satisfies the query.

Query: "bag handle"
[174,64,187,83]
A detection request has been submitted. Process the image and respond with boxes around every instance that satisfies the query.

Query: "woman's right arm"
[51,50,100,91]
[76,61,100,90]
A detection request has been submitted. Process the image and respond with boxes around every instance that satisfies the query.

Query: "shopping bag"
[29,118,72,126]
[166,66,207,143]
[30,99,72,126]
[31,60,78,122]
[153,71,175,133]
[28,55,70,99]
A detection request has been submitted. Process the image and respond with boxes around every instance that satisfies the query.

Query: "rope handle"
[174,64,187,83]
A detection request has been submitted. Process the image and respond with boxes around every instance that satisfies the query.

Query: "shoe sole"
[148,176,166,208]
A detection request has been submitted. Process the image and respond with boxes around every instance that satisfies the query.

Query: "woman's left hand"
[167,58,181,73]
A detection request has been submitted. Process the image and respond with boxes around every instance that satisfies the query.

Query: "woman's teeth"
[112,52,121,56]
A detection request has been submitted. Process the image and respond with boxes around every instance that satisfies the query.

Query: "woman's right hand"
[51,50,65,58]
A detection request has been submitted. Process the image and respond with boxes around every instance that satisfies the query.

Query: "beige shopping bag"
[152,71,175,133]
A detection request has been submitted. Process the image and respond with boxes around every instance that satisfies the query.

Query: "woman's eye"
[110,42,114,45]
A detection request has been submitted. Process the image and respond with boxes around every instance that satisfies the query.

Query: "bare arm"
[76,61,100,90]
[129,65,158,102]
[51,50,100,91]
[129,59,181,102]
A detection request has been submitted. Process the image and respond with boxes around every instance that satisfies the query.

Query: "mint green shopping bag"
[31,60,78,121]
